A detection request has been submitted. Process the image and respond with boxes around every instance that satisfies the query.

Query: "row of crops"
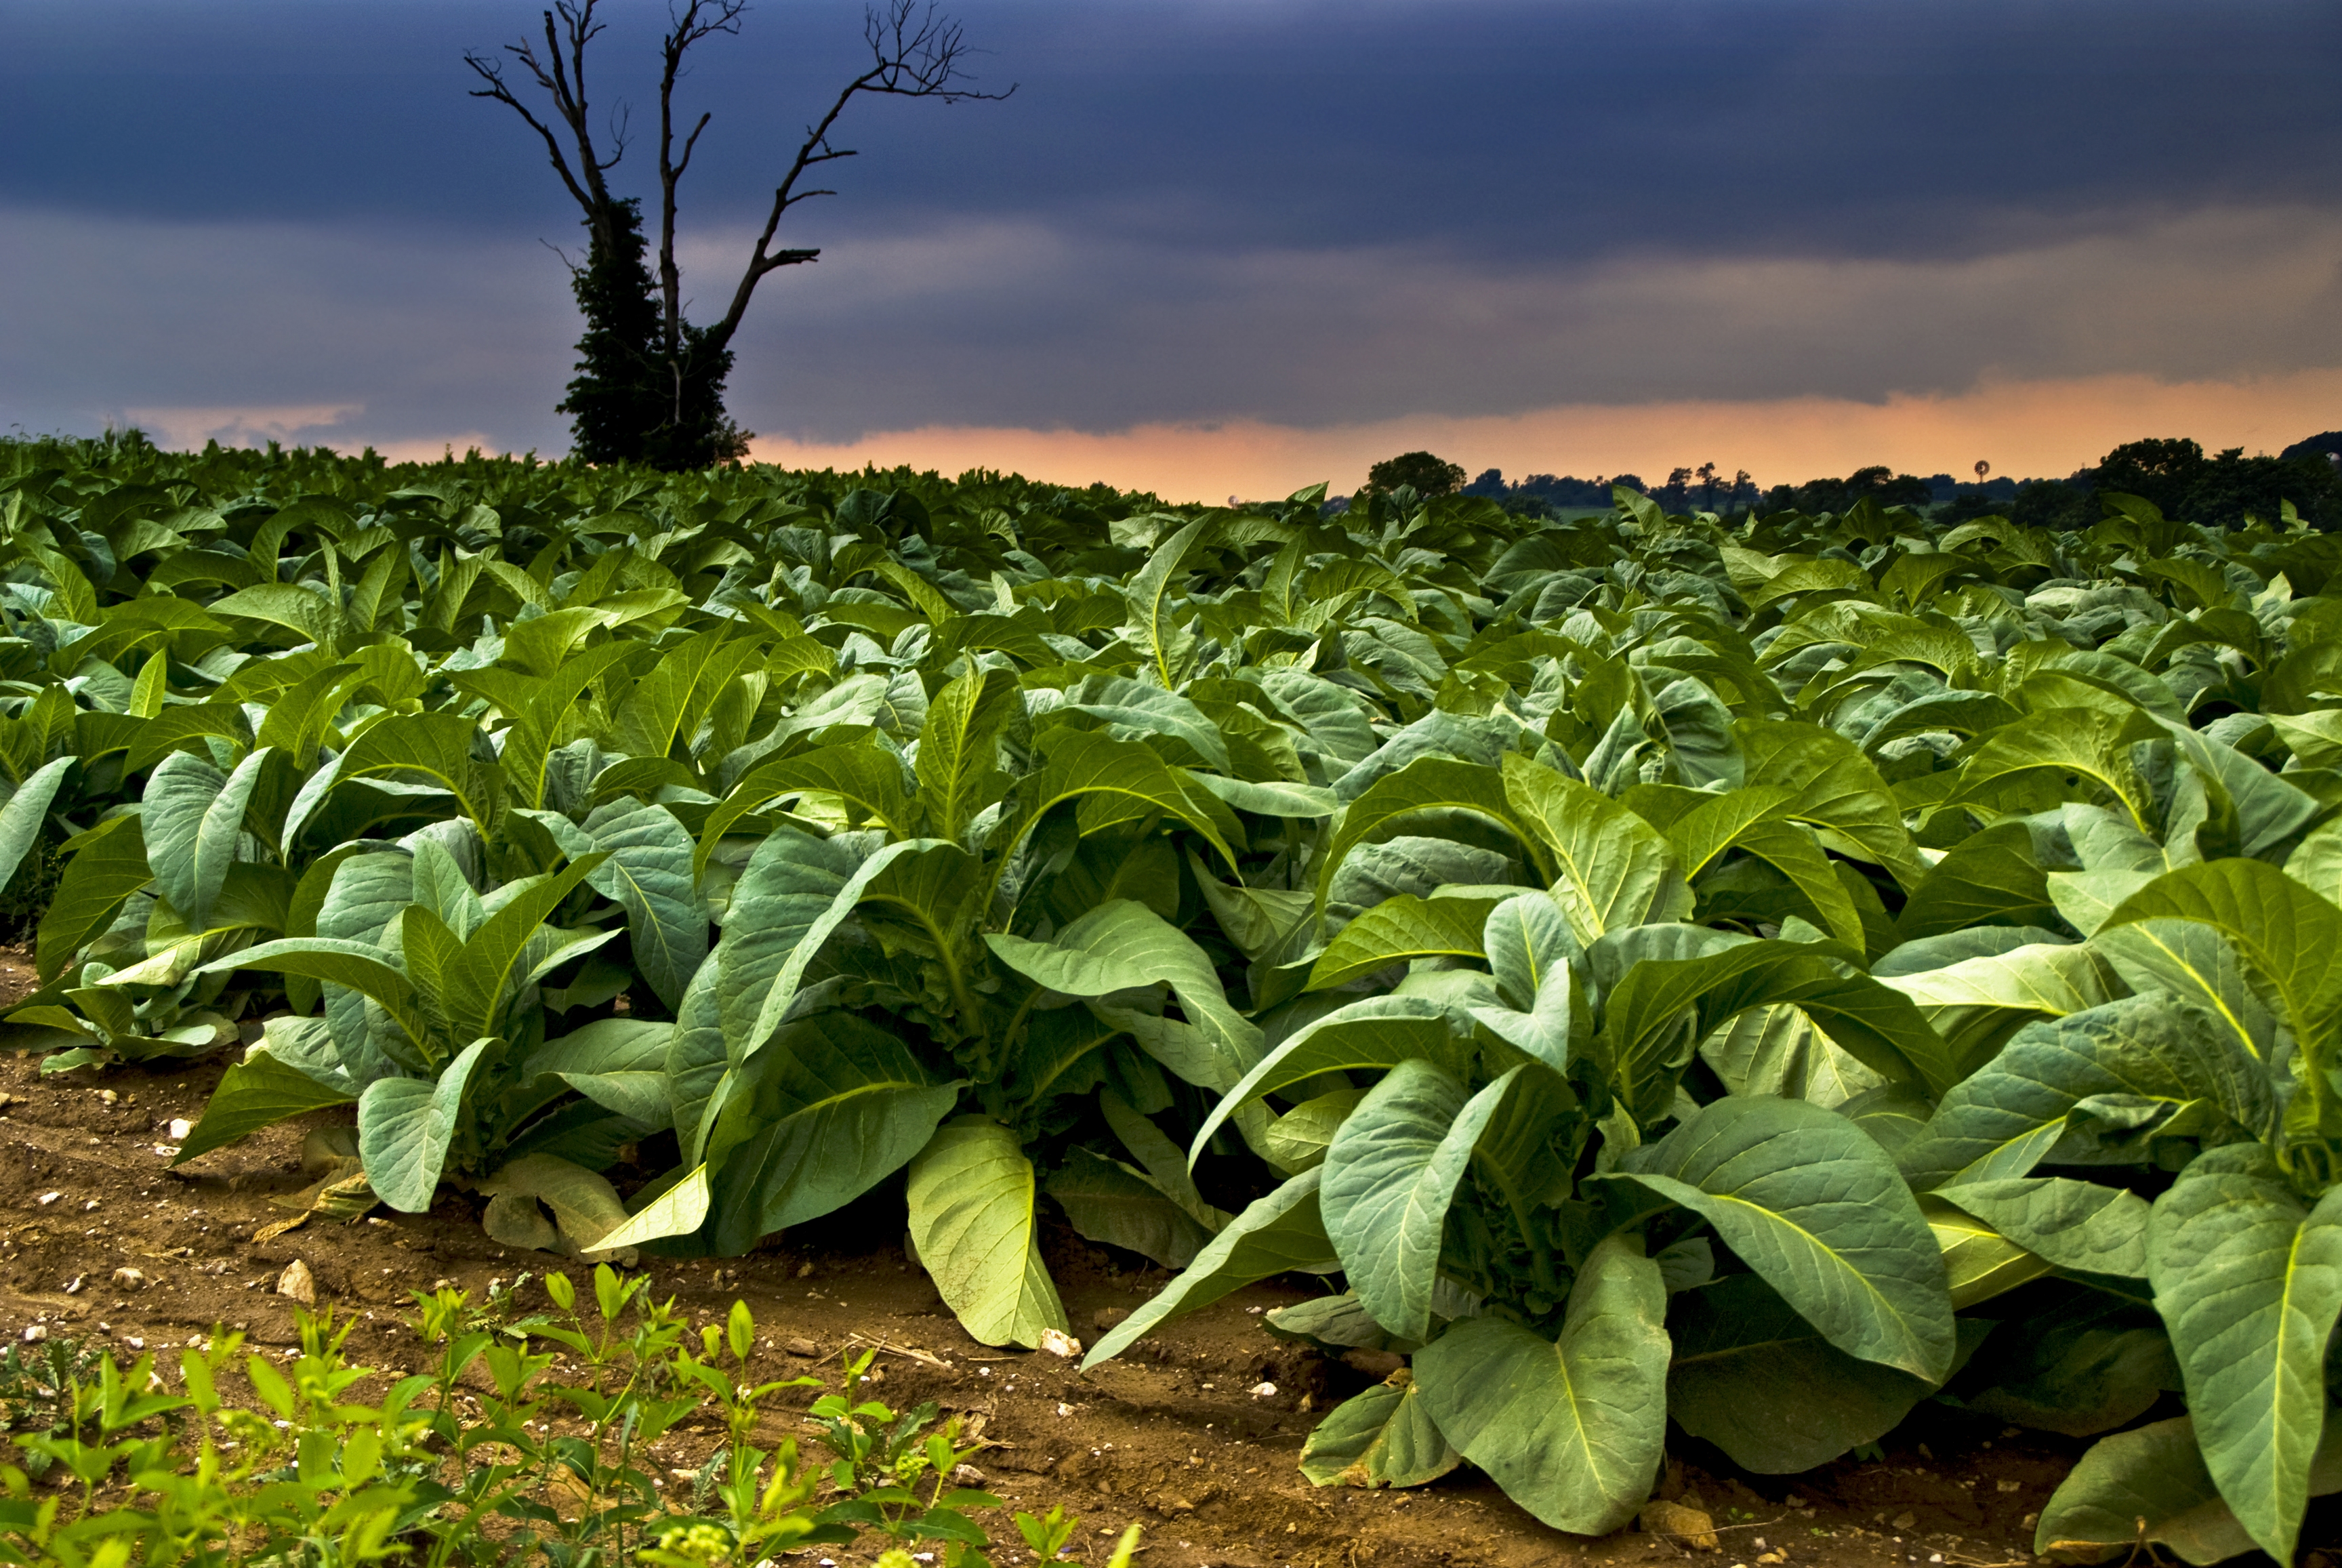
[0,436,2336,1564]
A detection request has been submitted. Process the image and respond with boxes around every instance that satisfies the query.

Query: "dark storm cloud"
[9,1,2340,253]
[4,0,2339,451]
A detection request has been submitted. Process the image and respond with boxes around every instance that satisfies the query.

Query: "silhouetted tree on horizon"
[467,0,1012,469]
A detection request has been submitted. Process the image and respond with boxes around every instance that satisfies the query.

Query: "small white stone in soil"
[166,1119,194,1140]
[276,1260,316,1304]
[35,1193,60,1206]
[1250,1381,1278,1399]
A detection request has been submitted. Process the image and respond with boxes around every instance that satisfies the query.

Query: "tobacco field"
[0,432,2337,1566]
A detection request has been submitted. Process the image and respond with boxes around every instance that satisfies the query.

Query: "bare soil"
[0,966,2328,1568]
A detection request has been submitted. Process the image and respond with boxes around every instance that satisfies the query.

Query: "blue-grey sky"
[6,0,2341,490]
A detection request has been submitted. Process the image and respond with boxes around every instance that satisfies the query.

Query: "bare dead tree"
[466,0,1012,468]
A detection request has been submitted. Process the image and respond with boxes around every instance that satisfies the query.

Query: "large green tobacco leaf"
[2160,718,2322,860]
[524,1017,676,1128]
[1498,755,1685,943]
[433,852,609,1044]
[1263,1289,1404,1352]
[1468,892,1585,1072]
[202,936,432,1049]
[0,756,73,894]
[1124,516,1211,687]
[1321,1060,1514,1341]
[906,1117,1069,1349]
[2284,817,2342,905]
[1187,995,1460,1159]
[2103,859,2342,1033]
[1875,940,2123,1084]
[1412,1234,1669,1535]
[665,959,728,1166]
[1599,936,1956,1105]
[2101,858,2342,1136]
[1923,1197,2055,1308]
[854,838,988,1016]
[1298,1378,1461,1489]
[37,812,150,981]
[1064,672,1232,772]
[1471,959,1583,1077]
[1897,995,2272,1192]
[1963,1291,2177,1439]
[706,1014,962,1253]
[253,662,363,770]
[357,1039,492,1213]
[915,664,1019,842]
[1307,894,1492,990]
[1191,773,1338,818]
[2035,1414,2342,1566]
[580,800,705,1011]
[1698,1004,1883,1107]
[1084,1168,1338,1367]
[1953,706,2162,830]
[1098,1089,1231,1233]
[611,627,764,765]
[486,641,636,808]
[1318,758,1542,904]
[409,837,484,937]
[2090,920,2280,1069]
[335,712,501,834]
[2145,1144,2342,1563]
[1046,1148,1214,1269]
[1261,1089,1364,1172]
[701,743,915,852]
[1647,783,1797,880]
[1728,819,1870,949]
[142,746,272,932]
[176,1047,357,1163]
[1737,719,1929,891]
[1666,1273,1935,1473]
[1892,820,2061,942]
[1610,1095,1954,1380]
[987,899,1261,1084]
[310,851,419,1079]
[1000,727,1239,873]
[1481,891,1578,1012]
[1256,668,1378,766]
[1189,852,1311,963]
[1933,1177,2151,1278]
[715,828,932,1066]
[211,580,342,648]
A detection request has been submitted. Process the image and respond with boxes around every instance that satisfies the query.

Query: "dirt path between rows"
[0,980,2321,1568]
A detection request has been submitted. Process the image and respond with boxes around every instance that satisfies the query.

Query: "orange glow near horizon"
[744,369,2342,503]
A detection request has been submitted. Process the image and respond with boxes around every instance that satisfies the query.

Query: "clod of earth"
[1641,1500,1721,1550]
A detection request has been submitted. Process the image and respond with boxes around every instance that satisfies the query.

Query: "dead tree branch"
[702,0,1016,352]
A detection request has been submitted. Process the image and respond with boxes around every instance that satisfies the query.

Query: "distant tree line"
[1413,430,2342,530]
